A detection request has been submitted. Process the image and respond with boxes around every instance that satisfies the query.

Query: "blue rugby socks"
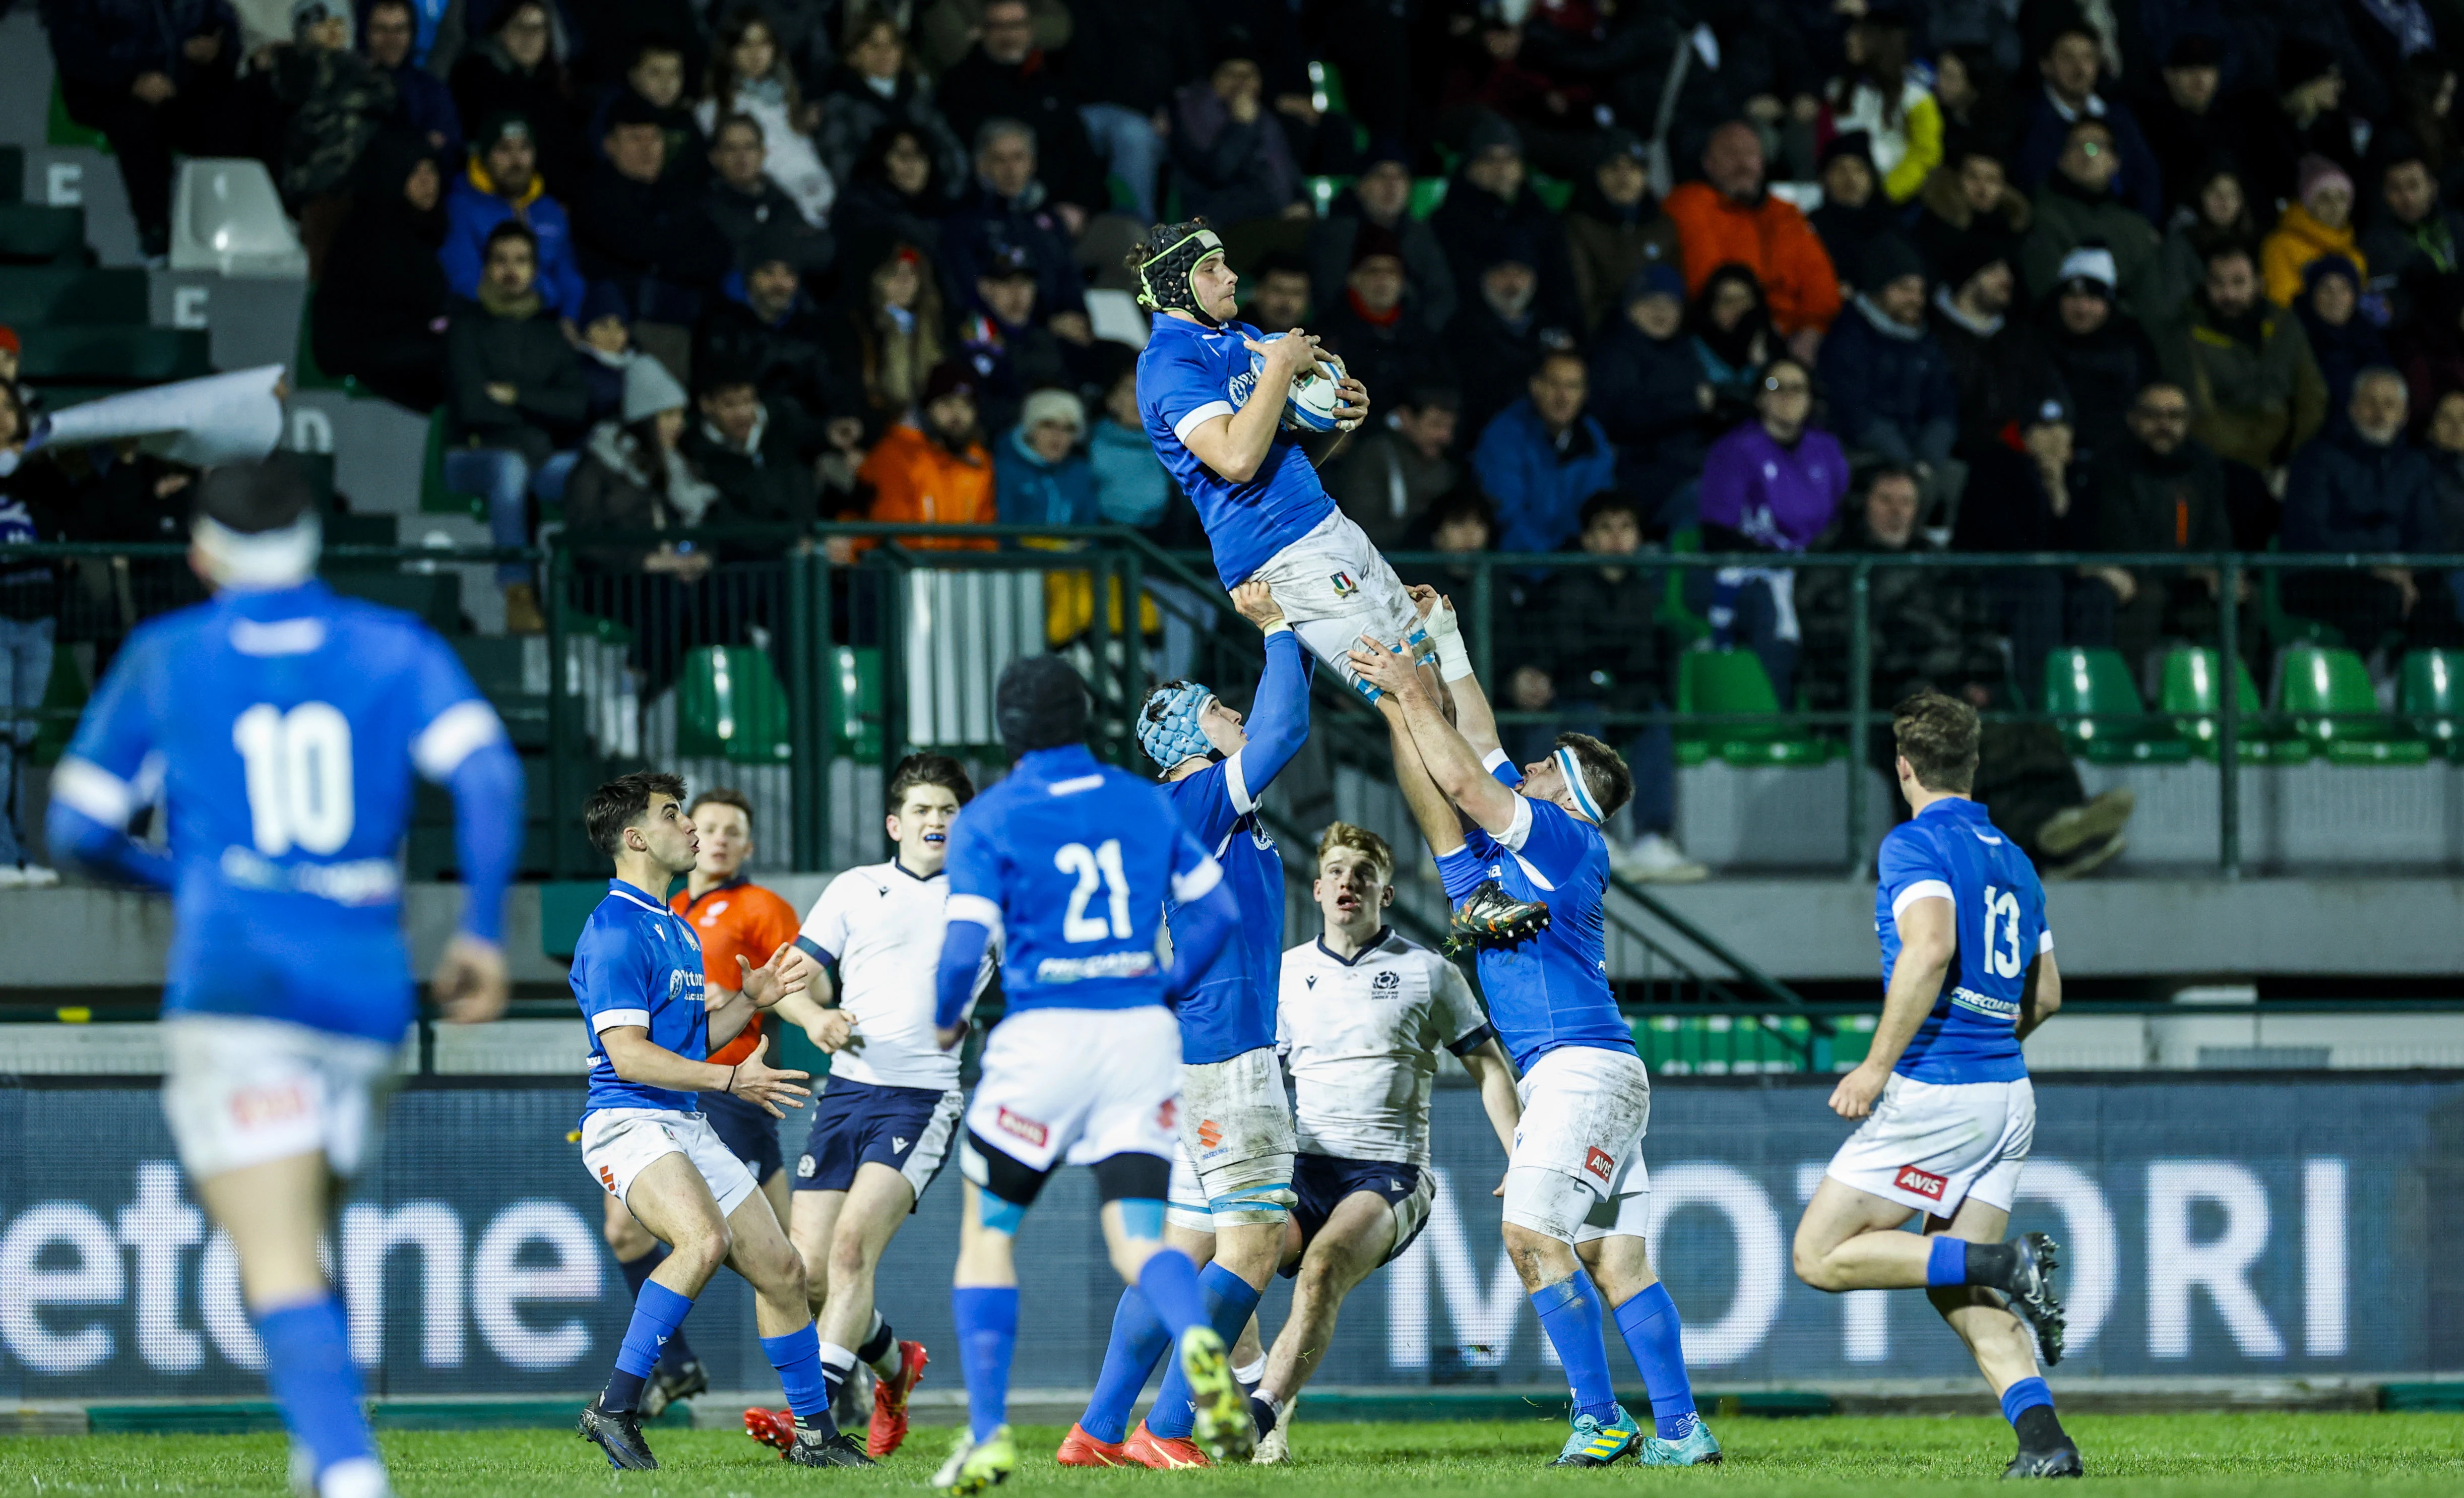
[616,1246,697,1374]
[1081,1287,1168,1444]
[761,1323,838,1437]
[954,1285,1020,1443]
[1611,1282,1699,1440]
[1927,1236,2022,1289]
[1144,1262,1263,1440]
[603,1281,693,1415]
[1136,1247,1208,1336]
[255,1295,380,1487]
[1530,1273,1620,1426]
[2002,1375,2069,1448]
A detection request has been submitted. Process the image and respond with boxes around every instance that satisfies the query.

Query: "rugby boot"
[2001,1233,2068,1367]
[639,1357,706,1419]
[578,1396,658,1470]
[786,1427,877,1468]
[1180,1324,1256,1464]
[1251,1393,1296,1465]
[1448,879,1550,951]
[1636,1414,1724,1466]
[1550,1404,1642,1466]
[1057,1423,1132,1466]
[743,1405,795,1454]
[933,1426,1018,1494]
[868,1338,930,1456]
[2004,1443,2086,1478]
[1123,1421,1211,1468]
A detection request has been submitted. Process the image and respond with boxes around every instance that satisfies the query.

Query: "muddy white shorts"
[963,1005,1182,1174]
[161,1014,402,1180]
[1247,509,1431,697]
[1164,1046,1299,1231]
[581,1106,762,1219]
[1507,1043,1653,1244]
[1825,1074,2035,1218]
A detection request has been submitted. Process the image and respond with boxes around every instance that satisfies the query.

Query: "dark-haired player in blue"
[927,657,1251,1494]
[567,771,872,1471]
[1791,692,2079,1479]
[1353,616,1718,1471]
[46,460,523,1498]
[1129,218,1438,700]
[1063,580,1309,1468]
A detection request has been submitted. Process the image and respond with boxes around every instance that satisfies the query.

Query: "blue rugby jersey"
[943,744,1223,1016]
[1873,796,2049,1084]
[1165,626,1309,1063]
[48,582,516,1043]
[573,881,710,1115]
[1435,791,1635,1073]
[1137,313,1337,588]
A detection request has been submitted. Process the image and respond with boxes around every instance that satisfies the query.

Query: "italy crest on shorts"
[1330,570,1356,596]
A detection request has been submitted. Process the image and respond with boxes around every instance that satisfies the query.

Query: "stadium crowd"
[12,0,2464,882]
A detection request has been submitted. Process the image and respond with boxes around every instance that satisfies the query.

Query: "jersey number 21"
[1055,839,1131,942]
[233,702,355,855]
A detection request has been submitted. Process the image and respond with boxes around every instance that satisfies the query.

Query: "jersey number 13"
[233,702,355,855]
[1980,884,2025,980]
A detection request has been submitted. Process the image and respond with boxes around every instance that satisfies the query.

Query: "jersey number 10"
[1979,884,2025,980]
[1055,839,1132,942]
[233,702,356,856]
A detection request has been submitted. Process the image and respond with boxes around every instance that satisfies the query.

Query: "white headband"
[1553,745,1605,824]
[192,513,321,589]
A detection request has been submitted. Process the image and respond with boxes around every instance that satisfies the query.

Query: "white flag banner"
[27,364,286,468]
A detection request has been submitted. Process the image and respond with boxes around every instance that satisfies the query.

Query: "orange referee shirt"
[671,877,803,1066]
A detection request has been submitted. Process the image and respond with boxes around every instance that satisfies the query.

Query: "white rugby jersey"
[797,860,991,1090]
[1276,928,1495,1167]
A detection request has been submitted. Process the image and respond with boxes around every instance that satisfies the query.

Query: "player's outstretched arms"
[1233,581,1312,789]
[1350,634,1519,837]
[2017,951,2062,1040]
[735,944,807,1009]
[601,1026,812,1116]
[1407,586,1502,757]
[770,989,858,1052]
[1184,330,1319,483]
[1830,895,1954,1119]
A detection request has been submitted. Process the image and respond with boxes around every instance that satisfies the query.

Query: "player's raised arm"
[1230,581,1311,788]
[1349,634,1520,837]
[1408,585,1502,758]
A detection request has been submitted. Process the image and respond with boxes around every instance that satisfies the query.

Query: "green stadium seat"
[1655,528,1712,644]
[831,646,883,759]
[16,325,211,385]
[2041,647,2190,762]
[676,646,793,763]
[419,406,487,515]
[1676,648,1829,766]
[292,296,367,396]
[1529,172,1573,212]
[1409,177,1448,219]
[0,266,148,325]
[2278,645,2430,764]
[1631,1012,1822,1074]
[2158,647,2309,764]
[28,647,88,768]
[1309,58,1351,118]
[47,79,111,152]
[2261,547,2342,650]
[2399,650,2464,761]
[0,204,87,266]
[1303,174,1351,217]
[324,569,463,634]
[453,635,548,747]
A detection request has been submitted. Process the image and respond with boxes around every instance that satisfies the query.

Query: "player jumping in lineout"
[929,658,1254,1493]
[1791,693,2079,1479]
[744,754,991,1460]
[1061,581,1308,1468]
[1352,601,1720,1469]
[1251,822,1524,1464]
[568,772,873,1470]
[48,460,524,1498]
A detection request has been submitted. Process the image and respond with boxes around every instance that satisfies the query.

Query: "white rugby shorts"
[1247,510,1429,695]
[1825,1074,2035,1217]
[161,1015,401,1180]
[1509,1043,1654,1244]
[1166,1046,1300,1230]
[963,1005,1181,1174]
[582,1106,762,1218]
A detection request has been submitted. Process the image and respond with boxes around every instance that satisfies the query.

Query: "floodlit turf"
[4,1414,2462,1495]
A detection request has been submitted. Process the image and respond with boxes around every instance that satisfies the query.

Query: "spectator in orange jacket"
[857,359,996,550]
[1663,121,1843,358]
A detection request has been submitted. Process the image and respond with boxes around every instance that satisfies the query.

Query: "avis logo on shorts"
[996,1107,1048,1148]
[1895,1164,1948,1200]
[1584,1147,1614,1182]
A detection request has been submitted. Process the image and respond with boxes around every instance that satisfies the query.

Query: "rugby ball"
[1248,333,1349,433]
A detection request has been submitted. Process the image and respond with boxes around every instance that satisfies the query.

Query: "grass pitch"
[4,1414,2461,1496]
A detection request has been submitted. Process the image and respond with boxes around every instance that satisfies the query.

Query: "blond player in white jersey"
[744,754,994,1461]
[1246,823,1521,1462]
